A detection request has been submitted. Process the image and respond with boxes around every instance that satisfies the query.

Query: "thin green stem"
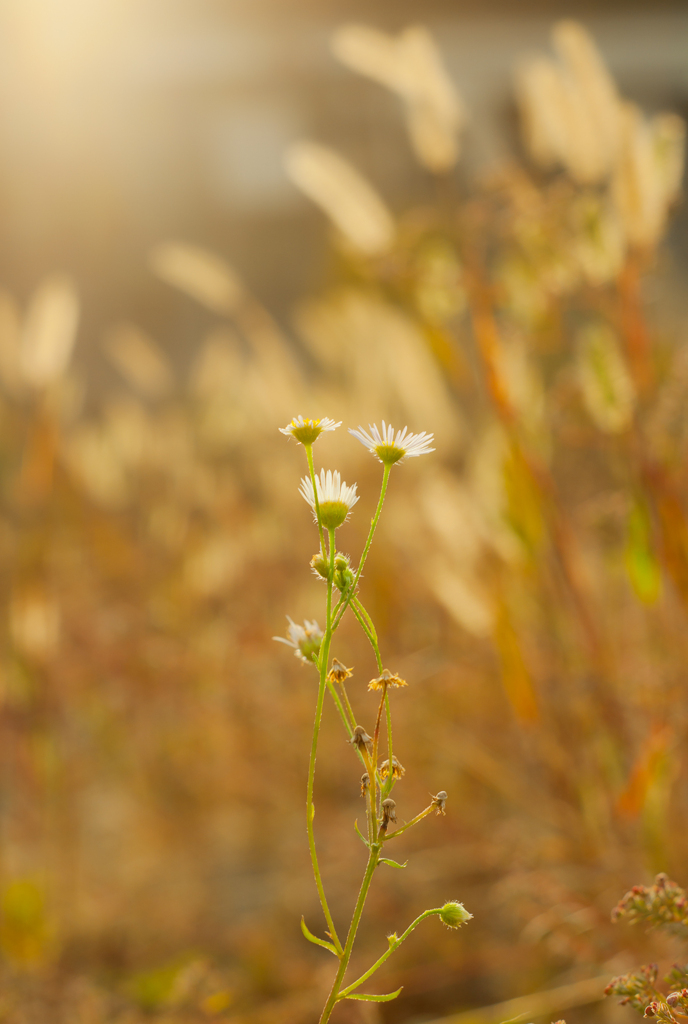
[319,846,382,1023]
[337,909,440,998]
[306,528,342,954]
[382,804,434,842]
[326,680,354,737]
[339,682,357,733]
[352,597,378,644]
[351,601,383,673]
[333,463,392,630]
[306,443,327,556]
[382,694,394,798]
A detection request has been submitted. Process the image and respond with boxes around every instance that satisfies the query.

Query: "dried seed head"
[368,668,408,691]
[351,725,373,755]
[328,658,354,684]
[380,798,397,830]
[432,790,448,814]
[379,756,406,780]
[439,901,473,929]
[360,772,370,796]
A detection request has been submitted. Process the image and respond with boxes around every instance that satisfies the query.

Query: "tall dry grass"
[0,17,686,1024]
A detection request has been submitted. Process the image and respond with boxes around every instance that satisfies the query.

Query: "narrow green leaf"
[300,917,338,956]
[346,988,403,1003]
[353,819,370,849]
[380,858,408,869]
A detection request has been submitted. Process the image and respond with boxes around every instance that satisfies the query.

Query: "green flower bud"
[438,901,472,929]
[333,553,354,592]
[310,552,330,579]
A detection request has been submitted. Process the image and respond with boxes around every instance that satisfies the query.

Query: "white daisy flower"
[279,416,342,446]
[349,422,435,465]
[273,616,323,665]
[299,469,359,530]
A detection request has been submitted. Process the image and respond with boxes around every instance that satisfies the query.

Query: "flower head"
[431,790,448,814]
[351,725,373,755]
[273,616,323,665]
[438,901,473,929]
[280,416,342,446]
[299,469,359,530]
[328,658,353,684]
[380,756,406,780]
[380,797,397,832]
[368,668,407,691]
[349,421,434,465]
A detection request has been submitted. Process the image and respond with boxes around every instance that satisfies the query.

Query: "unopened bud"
[333,553,354,592]
[310,552,330,579]
[644,1004,658,1017]
[667,994,680,1008]
[438,901,473,929]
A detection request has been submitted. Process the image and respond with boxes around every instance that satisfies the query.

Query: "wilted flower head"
[379,756,406,780]
[328,658,353,684]
[432,790,448,814]
[380,797,397,829]
[351,725,373,755]
[280,416,342,446]
[350,422,434,465]
[299,469,359,530]
[369,668,407,691]
[273,616,323,665]
[438,901,473,929]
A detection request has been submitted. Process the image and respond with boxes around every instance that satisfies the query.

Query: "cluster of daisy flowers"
[274,415,435,662]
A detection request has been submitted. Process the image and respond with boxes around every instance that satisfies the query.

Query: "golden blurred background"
[1,0,687,1022]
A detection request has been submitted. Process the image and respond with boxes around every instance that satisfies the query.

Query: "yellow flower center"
[290,419,323,445]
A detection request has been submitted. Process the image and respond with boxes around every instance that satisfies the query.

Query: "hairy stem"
[333,464,391,630]
[383,803,434,842]
[306,527,342,954]
[306,443,327,557]
[338,909,440,998]
[319,845,381,1023]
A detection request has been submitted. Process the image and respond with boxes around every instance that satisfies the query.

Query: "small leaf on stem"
[346,988,403,1002]
[300,917,339,956]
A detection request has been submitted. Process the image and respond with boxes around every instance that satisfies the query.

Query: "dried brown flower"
[368,668,407,691]
[379,756,405,780]
[432,790,448,814]
[327,658,353,684]
[380,797,397,831]
[351,725,373,755]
